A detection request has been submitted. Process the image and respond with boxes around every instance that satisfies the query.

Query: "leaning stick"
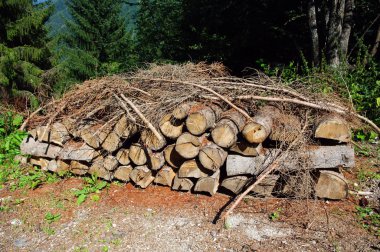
[113,94,136,123]
[236,95,380,134]
[219,113,309,222]
[117,93,164,143]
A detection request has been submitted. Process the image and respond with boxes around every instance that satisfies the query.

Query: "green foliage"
[0,0,53,107]
[44,212,61,224]
[73,173,108,205]
[269,208,283,221]
[356,206,380,237]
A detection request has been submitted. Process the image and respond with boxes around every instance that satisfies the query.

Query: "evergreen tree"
[0,0,53,108]
[62,0,134,81]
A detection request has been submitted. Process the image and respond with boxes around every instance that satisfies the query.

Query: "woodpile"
[20,63,367,200]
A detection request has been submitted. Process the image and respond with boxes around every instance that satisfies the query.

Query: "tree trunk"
[308,0,320,65]
[340,0,354,58]
[371,23,380,57]
[326,0,346,66]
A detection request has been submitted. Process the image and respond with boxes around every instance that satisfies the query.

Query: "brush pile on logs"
[19,63,369,200]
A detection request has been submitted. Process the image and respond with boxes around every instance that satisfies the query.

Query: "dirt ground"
[0,176,378,252]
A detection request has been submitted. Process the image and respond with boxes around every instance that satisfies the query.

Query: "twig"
[236,94,380,134]
[118,93,164,142]
[19,100,58,131]
[218,112,309,222]
[113,94,136,123]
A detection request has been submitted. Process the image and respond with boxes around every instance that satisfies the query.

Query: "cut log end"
[314,116,351,142]
[242,122,269,144]
[175,133,200,159]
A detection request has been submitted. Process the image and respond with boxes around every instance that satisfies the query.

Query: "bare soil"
[0,177,378,252]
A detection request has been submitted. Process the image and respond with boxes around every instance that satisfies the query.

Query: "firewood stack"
[21,101,354,199]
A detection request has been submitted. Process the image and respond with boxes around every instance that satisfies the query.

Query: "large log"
[178,160,209,178]
[102,132,121,153]
[103,155,119,171]
[226,145,355,176]
[163,144,186,168]
[159,113,184,139]
[175,132,201,159]
[314,115,351,142]
[154,166,176,186]
[194,170,220,196]
[140,129,167,151]
[129,165,155,189]
[115,148,130,165]
[315,170,348,199]
[36,123,70,146]
[146,149,165,170]
[129,143,147,165]
[59,143,100,162]
[211,109,246,148]
[21,137,62,158]
[70,160,90,175]
[186,104,221,135]
[198,142,227,172]
[114,165,133,182]
[172,175,194,191]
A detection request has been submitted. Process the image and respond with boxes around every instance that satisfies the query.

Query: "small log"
[21,137,62,158]
[89,157,113,181]
[116,148,130,165]
[140,129,167,151]
[315,170,348,199]
[103,155,119,171]
[36,123,70,146]
[186,105,220,135]
[229,142,261,156]
[70,161,89,175]
[129,165,155,188]
[172,175,194,191]
[30,157,49,171]
[314,115,351,142]
[80,126,109,149]
[113,115,138,139]
[211,109,246,148]
[172,102,196,120]
[220,176,249,194]
[198,142,227,172]
[114,165,133,182]
[28,129,37,139]
[47,159,70,173]
[251,174,280,196]
[175,132,201,159]
[102,132,121,153]
[194,170,220,196]
[129,143,147,165]
[154,166,176,186]
[163,144,186,168]
[59,144,100,162]
[159,113,184,139]
[146,149,165,171]
[178,160,209,178]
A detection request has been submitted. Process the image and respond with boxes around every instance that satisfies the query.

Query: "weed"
[42,226,56,235]
[45,212,61,224]
[356,206,380,236]
[73,173,108,205]
[101,246,109,252]
[269,208,283,221]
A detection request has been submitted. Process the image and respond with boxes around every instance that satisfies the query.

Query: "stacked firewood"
[21,102,354,199]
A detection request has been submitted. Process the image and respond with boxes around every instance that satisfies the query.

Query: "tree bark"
[326,0,346,66]
[340,0,354,58]
[371,23,380,57]
[308,0,320,65]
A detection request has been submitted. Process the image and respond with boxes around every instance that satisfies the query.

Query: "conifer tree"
[0,0,52,108]
[62,0,134,81]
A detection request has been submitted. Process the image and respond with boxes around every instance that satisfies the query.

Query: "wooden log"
[30,157,49,171]
[159,113,184,139]
[129,165,155,189]
[102,132,121,153]
[251,174,280,196]
[80,126,109,149]
[114,165,133,182]
[146,149,165,171]
[163,144,186,168]
[36,123,70,146]
[229,142,261,156]
[28,129,37,139]
[113,115,138,139]
[220,176,249,194]
[70,161,89,175]
[140,129,167,151]
[103,155,119,171]
[315,170,348,199]
[175,132,201,159]
[47,159,70,174]
[129,143,147,165]
[59,144,100,162]
[178,160,209,178]
[115,148,130,165]
[194,170,220,196]
[154,166,176,186]
[89,157,113,181]
[186,104,220,135]
[226,145,355,176]
[211,109,246,148]
[198,142,227,172]
[314,115,351,142]
[172,175,194,191]
[172,102,196,120]
[21,137,62,158]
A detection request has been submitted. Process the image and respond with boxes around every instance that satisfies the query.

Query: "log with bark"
[146,149,165,170]
[115,148,130,165]
[163,144,186,168]
[175,132,202,159]
[114,165,133,182]
[140,129,167,151]
[186,104,222,135]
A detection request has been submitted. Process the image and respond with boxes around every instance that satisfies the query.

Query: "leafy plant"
[269,208,283,221]
[73,174,108,205]
[356,206,380,236]
[44,212,61,224]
